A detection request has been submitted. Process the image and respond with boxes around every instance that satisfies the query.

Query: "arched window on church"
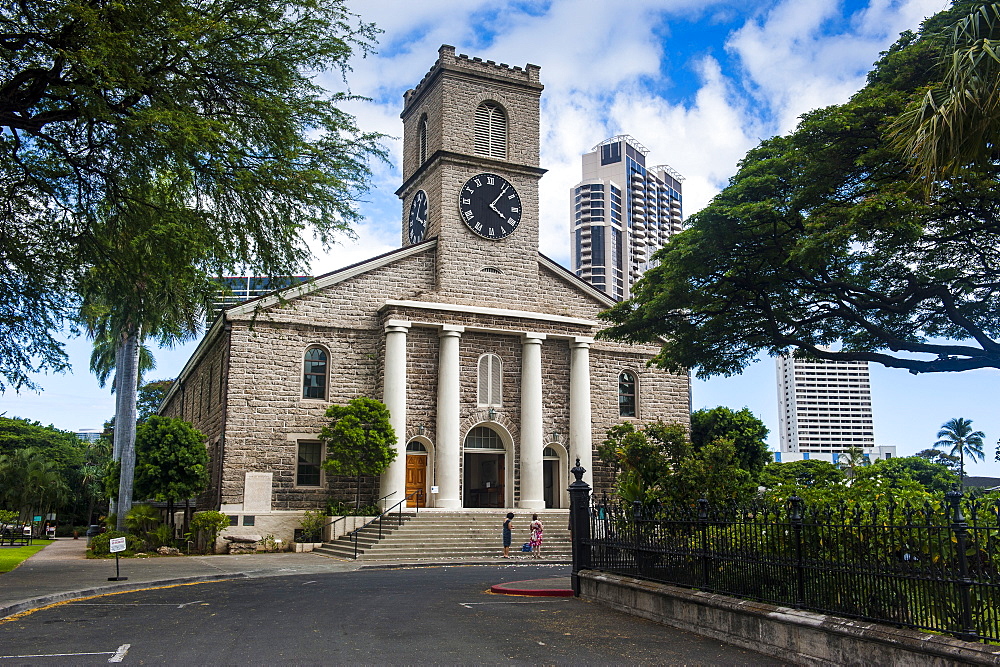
[478,354,502,407]
[419,114,428,164]
[474,102,507,159]
[303,346,328,400]
[618,370,637,417]
[465,426,504,449]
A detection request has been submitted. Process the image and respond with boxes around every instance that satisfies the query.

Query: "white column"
[569,337,594,486]
[435,326,463,509]
[380,321,410,510]
[519,334,546,509]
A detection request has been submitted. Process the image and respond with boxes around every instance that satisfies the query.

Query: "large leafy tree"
[137,380,174,424]
[600,0,1000,375]
[321,398,397,510]
[690,407,771,478]
[934,417,986,482]
[759,460,845,490]
[915,447,961,471]
[133,416,209,527]
[854,456,958,493]
[0,0,386,393]
[598,420,756,506]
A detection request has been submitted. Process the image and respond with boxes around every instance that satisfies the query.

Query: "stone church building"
[160,45,690,539]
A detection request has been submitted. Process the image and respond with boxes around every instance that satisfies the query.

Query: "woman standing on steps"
[529,514,543,558]
[502,512,514,558]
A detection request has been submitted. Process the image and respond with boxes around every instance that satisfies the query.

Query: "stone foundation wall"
[578,571,1000,666]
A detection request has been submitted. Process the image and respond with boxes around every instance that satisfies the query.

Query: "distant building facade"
[776,354,894,461]
[208,276,311,323]
[75,429,102,443]
[569,135,683,301]
[771,446,896,466]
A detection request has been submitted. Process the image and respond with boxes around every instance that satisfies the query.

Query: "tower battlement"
[403,45,541,112]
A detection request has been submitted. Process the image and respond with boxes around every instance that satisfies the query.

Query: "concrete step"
[318,510,571,561]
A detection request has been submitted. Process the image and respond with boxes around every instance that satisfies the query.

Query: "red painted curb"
[490,580,574,597]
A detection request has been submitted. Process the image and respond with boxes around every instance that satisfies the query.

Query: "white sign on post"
[109,537,127,553]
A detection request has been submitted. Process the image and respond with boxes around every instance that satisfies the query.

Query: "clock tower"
[397,45,545,307]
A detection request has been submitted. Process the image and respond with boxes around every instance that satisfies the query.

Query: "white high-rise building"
[570,135,683,301]
[776,354,893,462]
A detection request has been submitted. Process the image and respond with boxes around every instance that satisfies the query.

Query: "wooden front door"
[405,454,427,507]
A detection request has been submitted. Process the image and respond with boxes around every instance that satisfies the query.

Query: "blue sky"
[7,0,1000,475]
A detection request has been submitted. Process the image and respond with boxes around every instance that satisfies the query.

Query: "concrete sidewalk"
[0,538,570,618]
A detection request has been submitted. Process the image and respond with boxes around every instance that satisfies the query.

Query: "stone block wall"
[589,345,690,495]
[159,325,229,509]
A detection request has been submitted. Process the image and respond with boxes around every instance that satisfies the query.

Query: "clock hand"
[489,184,509,214]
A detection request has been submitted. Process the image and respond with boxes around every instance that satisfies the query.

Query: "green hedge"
[89,530,136,556]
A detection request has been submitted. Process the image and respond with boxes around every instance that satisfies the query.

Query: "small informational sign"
[33,515,42,522]
[109,537,127,553]
[46,513,56,521]
[430,486,439,494]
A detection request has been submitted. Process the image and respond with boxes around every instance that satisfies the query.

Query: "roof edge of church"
[159,239,439,410]
[537,252,617,308]
[226,238,438,317]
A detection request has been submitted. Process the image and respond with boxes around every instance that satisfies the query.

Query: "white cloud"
[311,0,952,275]
[726,0,950,133]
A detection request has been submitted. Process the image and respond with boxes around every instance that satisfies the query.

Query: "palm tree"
[88,329,157,391]
[838,445,868,482]
[935,418,986,485]
[79,183,216,530]
[889,3,1000,191]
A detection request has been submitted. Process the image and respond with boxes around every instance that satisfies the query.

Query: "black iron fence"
[583,490,1000,643]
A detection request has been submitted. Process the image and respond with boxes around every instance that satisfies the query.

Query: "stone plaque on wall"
[243,472,273,513]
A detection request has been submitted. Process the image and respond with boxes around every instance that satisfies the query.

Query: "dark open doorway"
[463,452,504,508]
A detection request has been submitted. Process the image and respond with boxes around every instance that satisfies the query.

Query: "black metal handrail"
[323,515,347,542]
[319,491,399,542]
[348,489,424,559]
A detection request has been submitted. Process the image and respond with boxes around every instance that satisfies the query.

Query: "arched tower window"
[474,102,507,159]
[618,370,637,417]
[303,346,328,400]
[419,114,428,164]
[478,354,502,407]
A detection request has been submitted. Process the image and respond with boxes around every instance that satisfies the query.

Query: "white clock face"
[458,173,521,240]
[408,190,428,244]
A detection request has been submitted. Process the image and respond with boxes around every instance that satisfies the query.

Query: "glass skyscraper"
[570,135,683,301]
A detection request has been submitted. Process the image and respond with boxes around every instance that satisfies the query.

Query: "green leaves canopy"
[598,420,756,506]
[600,1,1000,375]
[320,398,397,479]
[690,406,771,475]
[0,0,387,392]
[133,416,209,504]
[0,417,83,518]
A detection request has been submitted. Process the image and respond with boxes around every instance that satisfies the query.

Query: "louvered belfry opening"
[419,115,428,164]
[478,353,502,406]
[474,102,507,159]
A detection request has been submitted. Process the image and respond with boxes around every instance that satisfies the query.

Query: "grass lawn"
[0,540,54,573]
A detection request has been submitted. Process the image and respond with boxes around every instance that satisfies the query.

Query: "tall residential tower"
[570,135,683,301]
[776,354,893,462]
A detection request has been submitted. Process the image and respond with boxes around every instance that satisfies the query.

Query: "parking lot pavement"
[0,538,366,618]
[1,539,572,619]
[0,566,785,665]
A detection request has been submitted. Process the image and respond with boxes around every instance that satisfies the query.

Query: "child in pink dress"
[529,514,543,558]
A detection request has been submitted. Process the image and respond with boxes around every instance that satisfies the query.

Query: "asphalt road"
[0,564,782,665]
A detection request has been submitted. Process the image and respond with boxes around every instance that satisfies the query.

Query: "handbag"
[521,542,532,552]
